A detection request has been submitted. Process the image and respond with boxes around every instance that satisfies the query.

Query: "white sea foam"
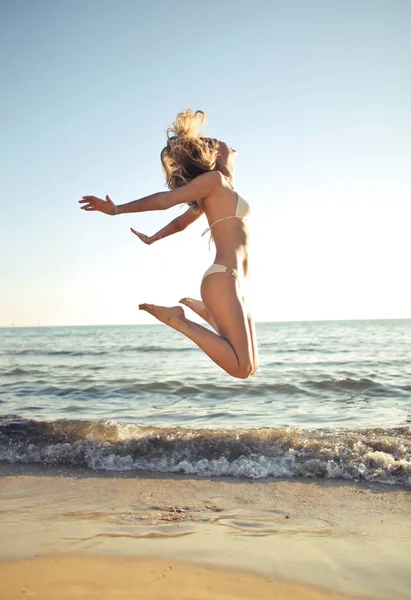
[1,420,410,486]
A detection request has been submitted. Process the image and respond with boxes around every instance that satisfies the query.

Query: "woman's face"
[216,141,237,169]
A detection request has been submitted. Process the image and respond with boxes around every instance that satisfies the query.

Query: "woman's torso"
[201,175,251,277]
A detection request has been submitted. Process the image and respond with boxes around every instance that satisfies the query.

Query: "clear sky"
[1,0,410,327]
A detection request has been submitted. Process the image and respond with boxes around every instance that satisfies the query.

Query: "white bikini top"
[201,191,251,244]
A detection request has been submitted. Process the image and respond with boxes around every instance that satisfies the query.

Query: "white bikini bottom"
[202,263,241,283]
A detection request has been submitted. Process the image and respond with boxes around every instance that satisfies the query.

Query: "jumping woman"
[79,110,258,379]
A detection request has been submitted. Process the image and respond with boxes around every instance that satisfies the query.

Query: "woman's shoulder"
[166,170,227,208]
[199,170,234,191]
[196,170,225,186]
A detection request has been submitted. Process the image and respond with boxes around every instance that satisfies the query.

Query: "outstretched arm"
[79,192,168,215]
[79,171,221,215]
[131,204,204,245]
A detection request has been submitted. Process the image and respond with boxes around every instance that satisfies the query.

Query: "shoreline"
[1,462,410,599]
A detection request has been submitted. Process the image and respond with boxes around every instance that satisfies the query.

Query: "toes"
[139,303,152,311]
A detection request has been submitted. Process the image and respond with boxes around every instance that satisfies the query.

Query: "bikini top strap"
[201,175,236,249]
[201,215,236,237]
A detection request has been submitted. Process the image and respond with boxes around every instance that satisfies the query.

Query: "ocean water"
[1,320,410,486]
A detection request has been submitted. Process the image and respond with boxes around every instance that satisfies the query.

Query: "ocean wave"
[303,378,405,396]
[1,416,410,487]
[2,374,407,400]
[5,349,110,357]
[2,345,195,358]
[2,367,46,377]
[117,345,195,354]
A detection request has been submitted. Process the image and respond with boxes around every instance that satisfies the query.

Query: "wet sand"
[1,555,365,600]
[0,463,410,599]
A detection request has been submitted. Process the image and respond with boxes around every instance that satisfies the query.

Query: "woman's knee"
[231,360,254,379]
[236,352,258,378]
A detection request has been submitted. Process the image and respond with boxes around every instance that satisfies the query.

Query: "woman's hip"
[202,263,242,283]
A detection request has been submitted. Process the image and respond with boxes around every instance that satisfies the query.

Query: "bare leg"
[200,272,254,376]
[180,297,258,373]
[139,303,251,378]
[180,292,258,375]
[244,302,259,375]
[179,297,219,332]
[139,273,255,379]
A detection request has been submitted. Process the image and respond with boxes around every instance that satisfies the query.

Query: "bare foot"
[139,304,185,325]
[179,297,218,332]
[179,297,209,319]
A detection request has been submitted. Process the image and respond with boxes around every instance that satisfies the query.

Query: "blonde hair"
[161,110,219,200]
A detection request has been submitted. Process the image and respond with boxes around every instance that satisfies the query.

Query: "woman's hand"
[79,194,118,215]
[130,228,154,245]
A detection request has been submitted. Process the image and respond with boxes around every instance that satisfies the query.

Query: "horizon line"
[1,317,410,329]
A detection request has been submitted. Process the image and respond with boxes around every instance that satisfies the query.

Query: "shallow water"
[1,320,410,485]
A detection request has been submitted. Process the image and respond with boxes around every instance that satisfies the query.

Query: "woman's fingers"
[79,197,100,210]
[130,228,151,244]
[79,195,106,205]
[79,195,116,215]
[79,201,96,210]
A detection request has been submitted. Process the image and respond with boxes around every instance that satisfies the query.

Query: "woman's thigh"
[244,299,259,373]
[201,272,254,368]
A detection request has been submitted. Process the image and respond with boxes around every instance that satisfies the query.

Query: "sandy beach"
[0,463,410,599]
[0,555,363,600]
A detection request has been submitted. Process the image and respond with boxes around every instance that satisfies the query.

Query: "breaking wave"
[1,416,410,487]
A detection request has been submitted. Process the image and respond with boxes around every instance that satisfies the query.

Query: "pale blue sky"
[1,0,410,326]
